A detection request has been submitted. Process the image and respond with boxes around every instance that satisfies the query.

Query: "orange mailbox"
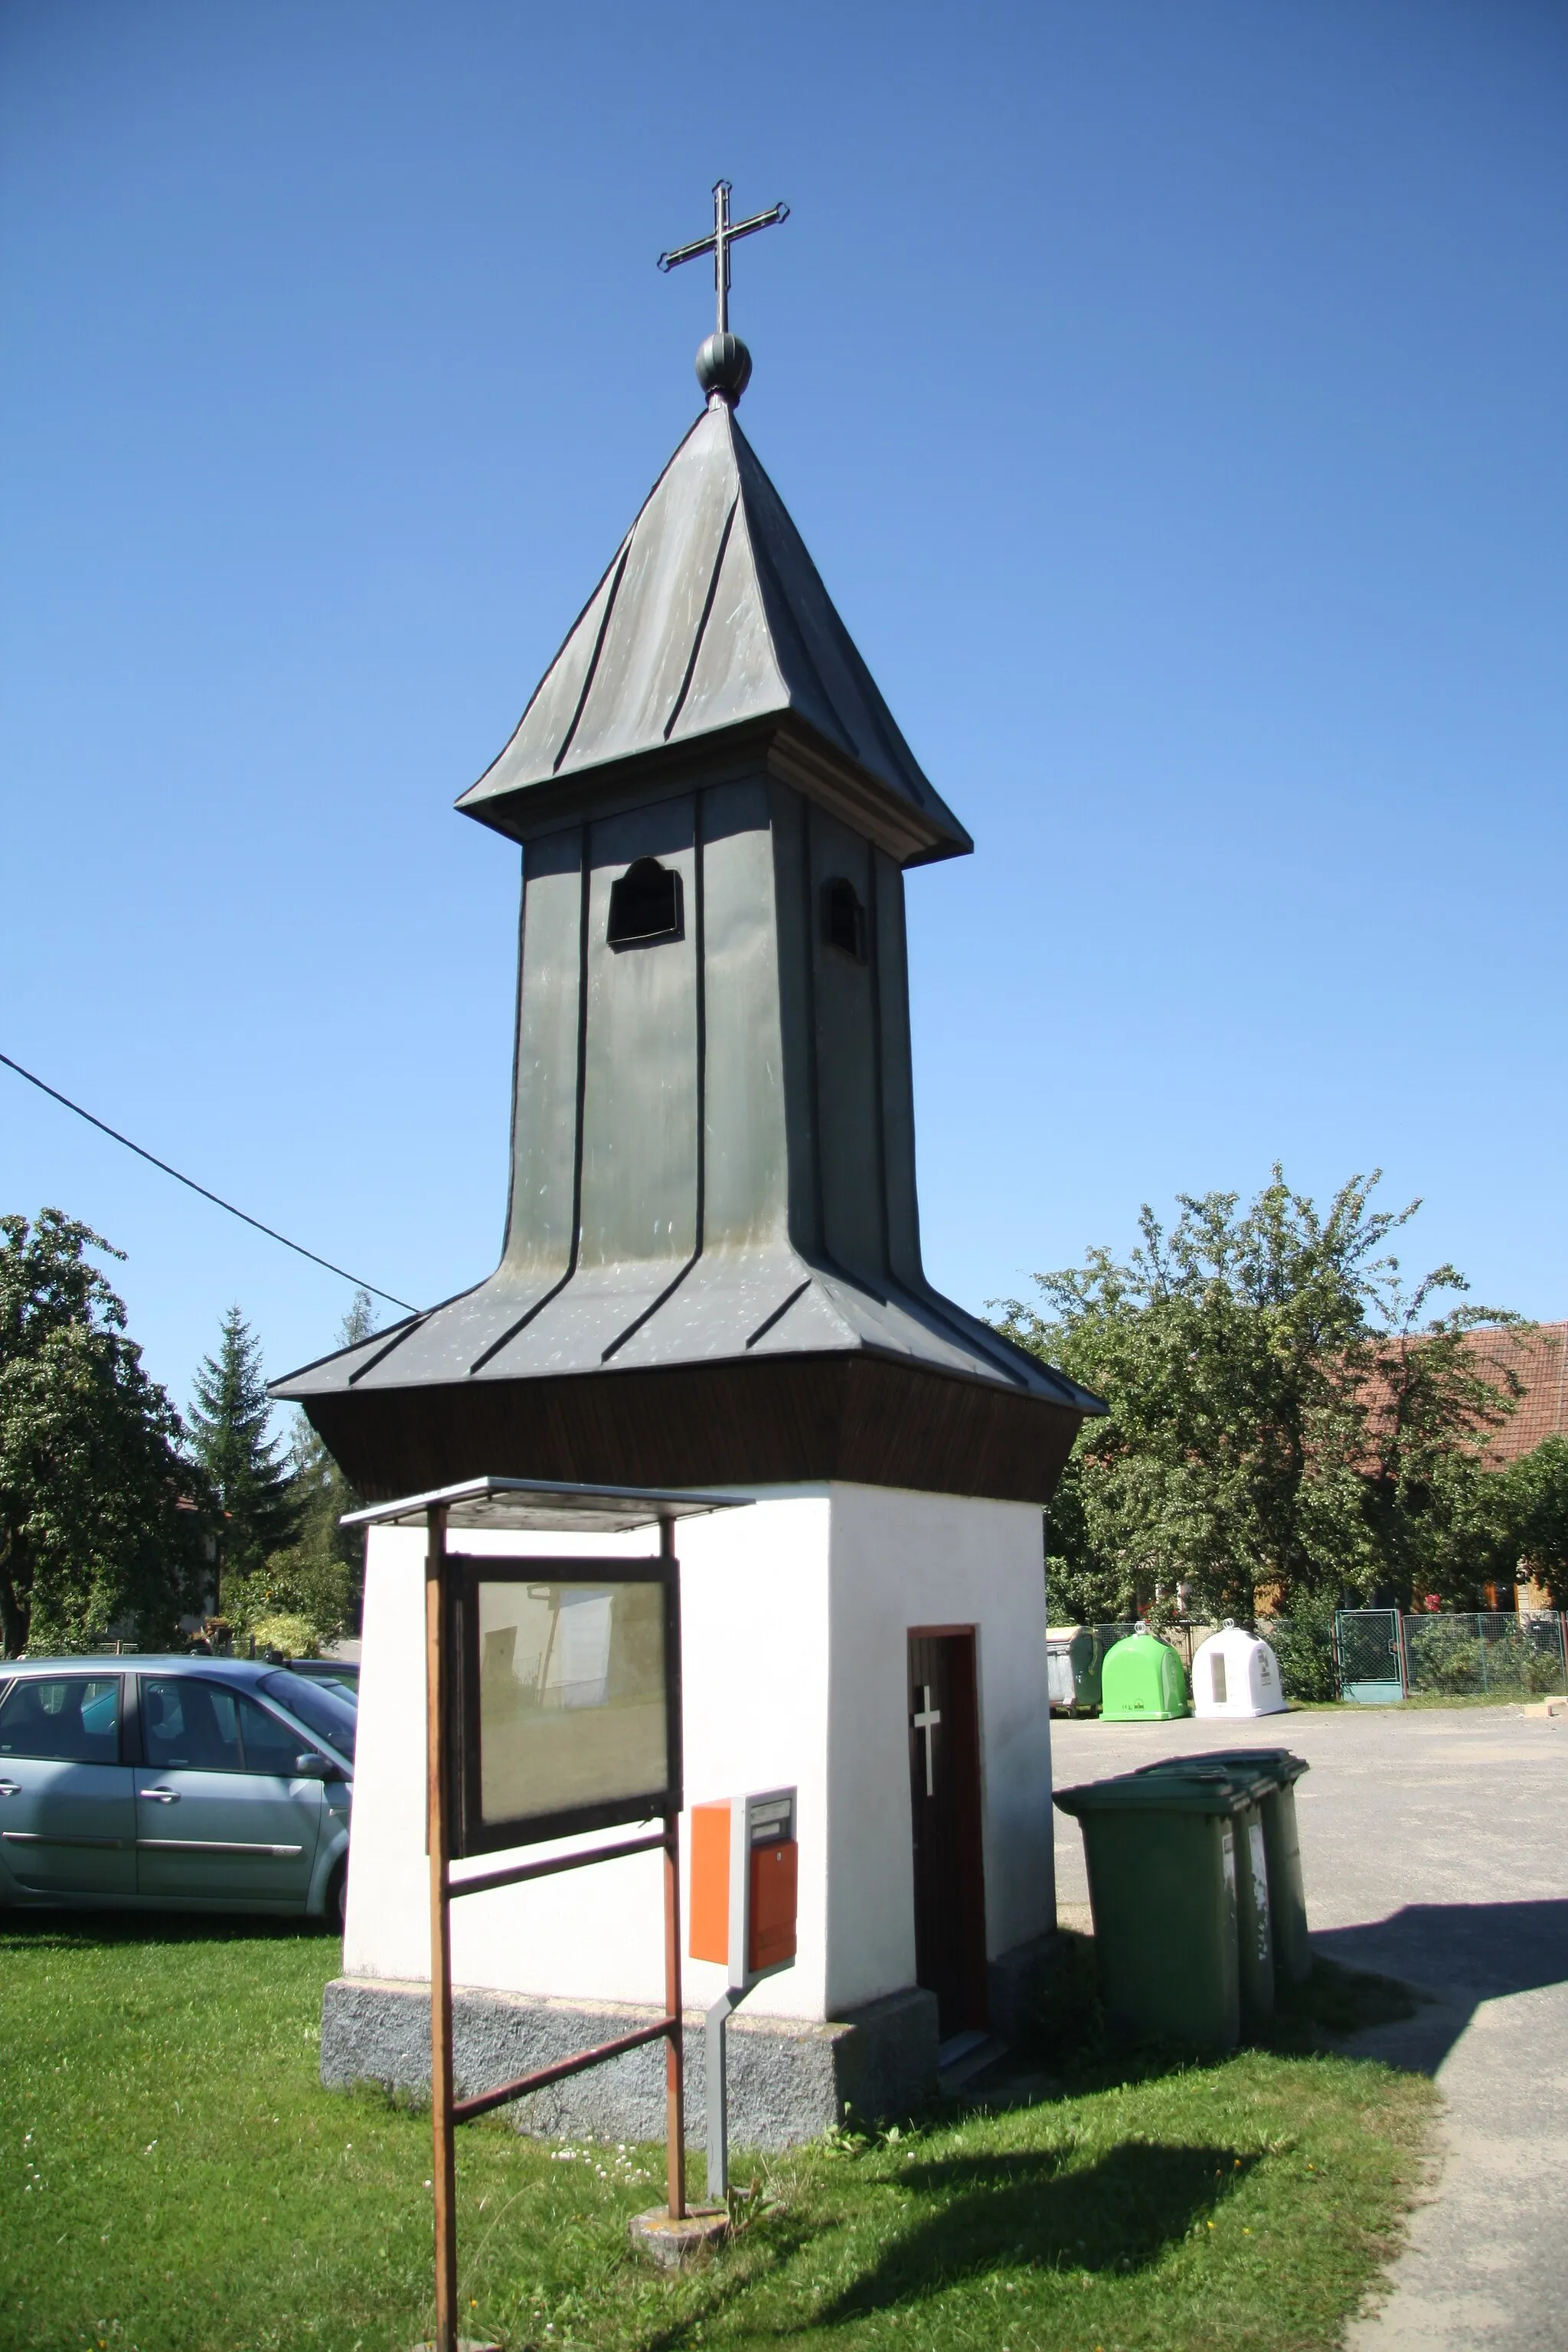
[688,1788,797,2200]
[690,1788,797,1988]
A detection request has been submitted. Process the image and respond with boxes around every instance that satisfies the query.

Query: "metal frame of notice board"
[343,1476,740,2352]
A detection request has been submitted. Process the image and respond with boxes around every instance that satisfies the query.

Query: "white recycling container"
[1191,1621,1288,1718]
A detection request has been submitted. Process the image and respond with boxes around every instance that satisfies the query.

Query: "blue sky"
[3,0,1565,1419]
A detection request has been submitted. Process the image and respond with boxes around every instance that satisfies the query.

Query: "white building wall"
[342,1481,1052,2027]
[824,1485,1054,2014]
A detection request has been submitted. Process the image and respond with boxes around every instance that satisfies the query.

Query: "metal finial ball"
[695,332,753,406]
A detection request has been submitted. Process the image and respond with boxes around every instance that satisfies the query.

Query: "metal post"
[660,1514,686,2222]
[663,1815,686,2220]
[705,1989,741,2200]
[1559,1609,1567,1697]
[425,1504,457,2352]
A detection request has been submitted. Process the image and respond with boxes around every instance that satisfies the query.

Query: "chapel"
[276,202,1101,2135]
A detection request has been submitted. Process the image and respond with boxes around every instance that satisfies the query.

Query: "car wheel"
[325,1859,348,1936]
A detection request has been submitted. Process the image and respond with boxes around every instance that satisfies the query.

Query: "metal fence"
[1264,1609,1568,1704]
[1049,1608,1568,1709]
[1401,1611,1567,1699]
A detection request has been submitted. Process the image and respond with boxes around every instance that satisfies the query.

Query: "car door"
[0,1673,136,1900]
[134,1676,322,1908]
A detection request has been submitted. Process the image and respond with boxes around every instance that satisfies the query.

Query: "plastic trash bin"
[1100,1632,1190,1721]
[1126,1760,1275,2026]
[1135,1747,1312,1989]
[1046,1625,1100,1713]
[1054,1770,1254,2049]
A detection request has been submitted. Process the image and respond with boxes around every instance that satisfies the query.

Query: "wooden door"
[907,1629,988,2040]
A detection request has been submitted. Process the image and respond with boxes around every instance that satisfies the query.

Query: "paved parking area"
[1050,1704,1568,2349]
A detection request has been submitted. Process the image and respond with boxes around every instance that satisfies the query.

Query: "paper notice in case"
[472,1576,671,1841]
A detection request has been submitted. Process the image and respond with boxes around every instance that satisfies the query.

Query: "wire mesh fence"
[1401,1611,1567,1698]
[1049,1609,1568,1708]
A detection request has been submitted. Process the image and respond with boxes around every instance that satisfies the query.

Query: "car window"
[234,1693,309,1776]
[142,1677,241,1772]
[259,1669,357,1758]
[0,1676,120,1763]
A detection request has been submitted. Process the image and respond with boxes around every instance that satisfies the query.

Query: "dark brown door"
[908,1629,988,2040]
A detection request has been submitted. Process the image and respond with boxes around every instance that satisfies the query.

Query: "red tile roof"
[1460,1324,1568,1464]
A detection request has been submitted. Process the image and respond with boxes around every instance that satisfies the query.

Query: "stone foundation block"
[320,1977,939,2149]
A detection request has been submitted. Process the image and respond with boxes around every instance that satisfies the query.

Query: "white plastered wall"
[342,1481,1053,2026]
[823,1484,1054,2014]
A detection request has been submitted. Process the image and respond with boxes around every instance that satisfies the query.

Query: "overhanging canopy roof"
[341,1474,743,1536]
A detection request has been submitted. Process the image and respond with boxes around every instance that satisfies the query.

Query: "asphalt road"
[1050,1704,1568,2350]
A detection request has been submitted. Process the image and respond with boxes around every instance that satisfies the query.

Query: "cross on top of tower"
[658,179,789,407]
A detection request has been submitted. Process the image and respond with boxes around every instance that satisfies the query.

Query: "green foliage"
[1260,1596,1342,1701]
[245,1609,318,1659]
[0,1909,1435,2352]
[1503,1433,1568,1606]
[226,1289,377,1647]
[188,1305,296,1590]
[1402,1615,1485,1694]
[0,1210,205,1656]
[996,1168,1524,1619]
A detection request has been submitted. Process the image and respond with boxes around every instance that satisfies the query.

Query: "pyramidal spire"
[459,404,972,866]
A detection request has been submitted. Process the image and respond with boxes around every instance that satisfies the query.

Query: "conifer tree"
[188,1306,296,1593]
[224,1291,379,1649]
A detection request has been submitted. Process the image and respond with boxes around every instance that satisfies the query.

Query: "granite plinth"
[321,1978,939,2148]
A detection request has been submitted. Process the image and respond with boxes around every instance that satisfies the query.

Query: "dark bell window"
[607,857,683,948]
[823,877,867,964]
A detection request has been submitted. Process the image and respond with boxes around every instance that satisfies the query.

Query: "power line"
[2,1050,418,1315]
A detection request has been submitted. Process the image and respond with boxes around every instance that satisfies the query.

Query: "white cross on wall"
[913,1684,942,1798]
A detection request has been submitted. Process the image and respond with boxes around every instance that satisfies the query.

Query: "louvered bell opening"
[607,858,684,948]
[823,876,867,964]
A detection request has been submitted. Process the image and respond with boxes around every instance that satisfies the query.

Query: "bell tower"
[276,213,1096,1501]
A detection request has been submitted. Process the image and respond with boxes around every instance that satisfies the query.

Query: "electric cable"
[1,1049,417,1315]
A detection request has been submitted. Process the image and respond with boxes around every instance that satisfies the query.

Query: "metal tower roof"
[456,403,972,869]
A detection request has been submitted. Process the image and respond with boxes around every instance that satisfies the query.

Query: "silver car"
[0,1656,354,1927]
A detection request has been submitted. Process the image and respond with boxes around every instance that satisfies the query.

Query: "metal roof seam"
[662,494,739,743]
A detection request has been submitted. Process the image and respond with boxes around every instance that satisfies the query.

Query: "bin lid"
[1134,1748,1309,1789]
[1054,1769,1253,1819]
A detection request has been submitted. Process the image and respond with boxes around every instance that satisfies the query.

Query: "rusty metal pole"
[661,1514,686,2220]
[426,1504,458,2352]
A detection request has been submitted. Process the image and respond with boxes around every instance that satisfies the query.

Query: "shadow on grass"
[818,2140,1253,2324]
[638,2141,1255,2350]
[0,1905,335,1950]
[959,1934,1426,2116]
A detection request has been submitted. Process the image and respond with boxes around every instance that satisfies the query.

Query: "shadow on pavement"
[1314,1899,1568,2075]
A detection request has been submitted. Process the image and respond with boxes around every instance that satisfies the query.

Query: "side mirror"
[293,1753,338,1781]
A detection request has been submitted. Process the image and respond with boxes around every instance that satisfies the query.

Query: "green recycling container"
[1054,1771,1252,2048]
[1135,1749,1312,1988]
[1099,1632,1191,1721]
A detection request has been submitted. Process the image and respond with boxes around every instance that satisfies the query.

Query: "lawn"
[0,1913,1434,2352]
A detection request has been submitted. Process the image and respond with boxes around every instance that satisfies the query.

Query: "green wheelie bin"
[1122,1760,1276,2027]
[1135,1748,1312,1988]
[1054,1770,1255,2050]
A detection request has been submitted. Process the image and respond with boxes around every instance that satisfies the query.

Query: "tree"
[1355,1282,1524,1607]
[994,1168,1521,1622]
[1502,1436,1568,1609]
[224,1290,377,1649]
[188,1307,296,1596]
[0,1210,204,1656]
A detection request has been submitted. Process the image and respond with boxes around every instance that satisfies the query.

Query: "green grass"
[0,1913,1436,2352]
